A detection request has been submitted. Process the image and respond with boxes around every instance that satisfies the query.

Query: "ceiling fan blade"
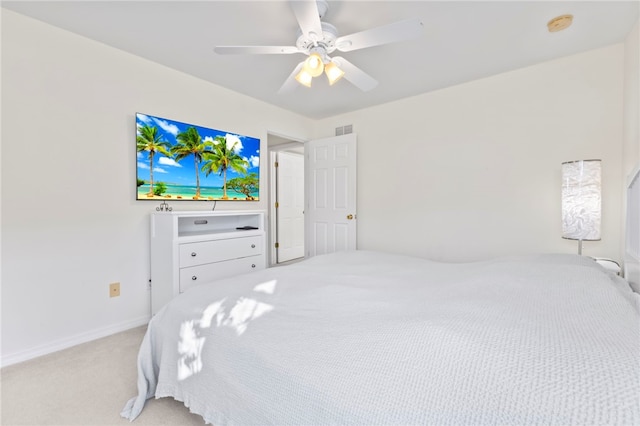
[335,18,424,52]
[290,0,323,41]
[214,46,300,55]
[278,62,305,94]
[332,57,378,92]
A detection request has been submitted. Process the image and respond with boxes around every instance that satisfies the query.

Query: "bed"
[122,247,640,425]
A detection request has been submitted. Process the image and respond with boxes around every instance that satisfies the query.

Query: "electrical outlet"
[109,282,121,298]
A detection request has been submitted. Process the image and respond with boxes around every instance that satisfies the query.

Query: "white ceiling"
[3,1,638,120]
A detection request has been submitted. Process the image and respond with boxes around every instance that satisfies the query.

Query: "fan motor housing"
[296,22,338,55]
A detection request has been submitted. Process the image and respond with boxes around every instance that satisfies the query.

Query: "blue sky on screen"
[136,113,260,188]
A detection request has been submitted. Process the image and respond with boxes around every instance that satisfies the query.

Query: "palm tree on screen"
[172,126,206,198]
[136,124,171,196]
[201,136,249,200]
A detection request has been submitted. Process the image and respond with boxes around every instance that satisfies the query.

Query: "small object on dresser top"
[236,226,259,230]
[593,258,621,275]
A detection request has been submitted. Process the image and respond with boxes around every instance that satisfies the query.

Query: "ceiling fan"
[214,0,423,93]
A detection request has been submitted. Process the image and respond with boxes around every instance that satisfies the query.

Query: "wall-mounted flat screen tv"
[136,113,260,201]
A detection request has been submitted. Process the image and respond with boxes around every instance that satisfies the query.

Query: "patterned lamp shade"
[562,160,601,253]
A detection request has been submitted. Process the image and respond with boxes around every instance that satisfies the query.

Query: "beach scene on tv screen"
[136,113,260,201]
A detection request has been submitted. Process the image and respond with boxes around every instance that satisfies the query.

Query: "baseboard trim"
[1,315,150,368]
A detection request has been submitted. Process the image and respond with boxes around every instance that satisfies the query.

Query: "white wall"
[622,17,640,284]
[315,45,625,263]
[1,10,314,365]
[623,18,640,177]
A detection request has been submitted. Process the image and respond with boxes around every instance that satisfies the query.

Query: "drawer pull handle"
[191,276,197,281]
[251,264,256,268]
[251,244,256,248]
[191,252,197,257]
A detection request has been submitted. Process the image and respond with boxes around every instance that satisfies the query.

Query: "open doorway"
[267,133,305,266]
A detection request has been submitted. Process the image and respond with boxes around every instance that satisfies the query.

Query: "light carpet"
[1,326,206,425]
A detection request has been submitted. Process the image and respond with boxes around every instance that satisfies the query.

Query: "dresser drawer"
[179,235,263,268]
[179,255,264,292]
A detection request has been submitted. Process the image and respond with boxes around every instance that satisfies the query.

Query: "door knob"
[347,214,353,220]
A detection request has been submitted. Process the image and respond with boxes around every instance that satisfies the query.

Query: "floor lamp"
[561,159,602,255]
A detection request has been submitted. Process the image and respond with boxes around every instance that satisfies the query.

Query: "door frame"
[267,132,306,266]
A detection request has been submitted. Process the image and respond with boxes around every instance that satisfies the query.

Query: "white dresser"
[150,210,266,314]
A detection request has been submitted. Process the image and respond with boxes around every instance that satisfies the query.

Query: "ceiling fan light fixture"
[216,1,424,94]
[303,53,324,77]
[324,61,345,85]
[295,69,313,87]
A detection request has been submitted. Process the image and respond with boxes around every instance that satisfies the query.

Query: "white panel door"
[305,133,357,257]
[276,151,305,263]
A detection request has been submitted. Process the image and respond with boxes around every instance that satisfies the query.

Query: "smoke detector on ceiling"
[547,14,573,32]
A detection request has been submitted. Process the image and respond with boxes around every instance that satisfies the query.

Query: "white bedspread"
[122,251,640,425]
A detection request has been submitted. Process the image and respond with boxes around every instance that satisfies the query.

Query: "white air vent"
[335,125,353,136]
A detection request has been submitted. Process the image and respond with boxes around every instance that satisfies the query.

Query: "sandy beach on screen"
[138,193,257,201]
